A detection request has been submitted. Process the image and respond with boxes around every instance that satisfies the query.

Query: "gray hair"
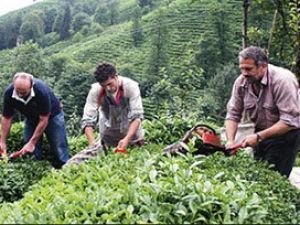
[13,72,34,85]
[239,46,268,66]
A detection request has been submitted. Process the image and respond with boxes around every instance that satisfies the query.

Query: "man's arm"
[0,116,13,155]
[242,120,292,148]
[81,84,100,146]
[225,119,239,147]
[117,118,141,149]
[20,114,49,153]
[84,126,96,146]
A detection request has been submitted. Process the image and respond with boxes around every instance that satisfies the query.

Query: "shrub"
[0,145,299,224]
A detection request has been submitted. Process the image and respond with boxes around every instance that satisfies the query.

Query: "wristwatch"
[256,133,263,143]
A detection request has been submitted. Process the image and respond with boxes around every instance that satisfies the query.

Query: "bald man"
[0,73,69,168]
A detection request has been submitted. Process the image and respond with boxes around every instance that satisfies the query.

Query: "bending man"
[81,62,144,150]
[0,73,69,168]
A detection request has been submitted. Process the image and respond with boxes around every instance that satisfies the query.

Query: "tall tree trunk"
[242,0,250,48]
[267,9,278,55]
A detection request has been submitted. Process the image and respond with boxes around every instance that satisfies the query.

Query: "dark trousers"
[24,111,69,169]
[254,128,300,177]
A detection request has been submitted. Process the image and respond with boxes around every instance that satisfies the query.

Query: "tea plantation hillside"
[47,0,243,82]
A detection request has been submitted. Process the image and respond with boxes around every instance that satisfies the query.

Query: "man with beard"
[225,46,300,177]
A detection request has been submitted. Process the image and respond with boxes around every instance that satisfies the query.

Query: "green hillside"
[0,0,300,223]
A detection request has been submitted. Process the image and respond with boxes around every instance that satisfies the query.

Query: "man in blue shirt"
[0,72,69,168]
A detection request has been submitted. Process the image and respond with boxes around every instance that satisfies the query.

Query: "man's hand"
[225,140,235,148]
[117,137,130,150]
[240,133,258,148]
[0,142,7,156]
[19,142,36,155]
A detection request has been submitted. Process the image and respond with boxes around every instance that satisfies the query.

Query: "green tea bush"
[68,134,90,156]
[6,122,24,153]
[0,145,299,224]
[0,160,51,204]
[142,116,218,145]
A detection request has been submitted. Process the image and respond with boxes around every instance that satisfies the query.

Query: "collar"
[12,86,35,105]
[260,66,268,86]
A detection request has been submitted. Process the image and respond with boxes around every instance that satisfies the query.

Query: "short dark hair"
[239,46,268,66]
[94,62,117,83]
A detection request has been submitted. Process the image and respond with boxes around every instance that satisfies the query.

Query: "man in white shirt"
[81,62,144,150]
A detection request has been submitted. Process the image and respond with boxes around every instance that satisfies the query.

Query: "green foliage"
[6,122,24,153]
[0,12,22,48]
[37,32,60,47]
[60,4,72,40]
[73,0,97,16]
[131,6,144,47]
[0,145,299,223]
[42,7,59,33]
[142,116,197,144]
[94,5,110,25]
[107,0,120,25]
[55,61,94,121]
[71,12,91,33]
[0,160,51,204]
[204,63,240,123]
[145,8,170,86]
[65,105,82,137]
[10,41,46,78]
[194,0,239,79]
[89,22,104,35]
[67,134,89,156]
[20,11,45,43]
[0,21,7,50]
[0,122,51,204]
[139,0,153,8]
[0,0,299,135]
[52,9,64,33]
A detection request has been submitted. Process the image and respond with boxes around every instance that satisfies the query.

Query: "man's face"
[100,75,118,93]
[14,78,31,99]
[239,58,266,84]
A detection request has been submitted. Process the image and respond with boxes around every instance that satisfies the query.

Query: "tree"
[94,5,110,25]
[107,0,119,25]
[52,10,64,33]
[19,11,44,42]
[145,9,170,90]
[195,0,237,79]
[42,7,58,34]
[60,4,72,40]
[288,0,300,78]
[53,4,72,40]
[72,12,92,33]
[139,0,153,8]
[5,13,23,48]
[10,41,46,78]
[73,1,97,15]
[243,0,250,48]
[55,62,94,122]
[131,6,144,47]
[206,63,239,122]
[0,21,7,50]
